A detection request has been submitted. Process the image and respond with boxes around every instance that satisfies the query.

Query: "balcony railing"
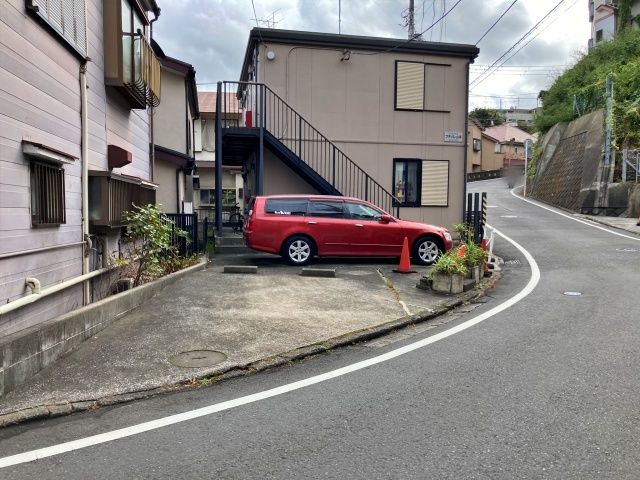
[124,33,161,108]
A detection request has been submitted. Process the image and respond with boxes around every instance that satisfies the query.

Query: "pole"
[524,138,532,197]
[408,0,415,39]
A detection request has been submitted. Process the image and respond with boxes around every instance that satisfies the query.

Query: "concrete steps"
[215,233,251,254]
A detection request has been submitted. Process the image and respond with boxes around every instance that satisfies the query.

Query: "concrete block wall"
[0,260,207,397]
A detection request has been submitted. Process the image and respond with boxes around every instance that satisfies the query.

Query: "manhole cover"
[343,270,373,276]
[563,291,582,296]
[504,259,521,265]
[169,350,227,368]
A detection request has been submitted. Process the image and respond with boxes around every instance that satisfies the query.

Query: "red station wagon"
[243,195,453,266]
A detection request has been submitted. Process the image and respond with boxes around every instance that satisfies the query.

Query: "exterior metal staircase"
[217,81,399,216]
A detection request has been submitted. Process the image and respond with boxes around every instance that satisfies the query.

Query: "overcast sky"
[153,0,590,110]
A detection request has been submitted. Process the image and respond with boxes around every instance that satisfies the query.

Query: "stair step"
[216,245,252,255]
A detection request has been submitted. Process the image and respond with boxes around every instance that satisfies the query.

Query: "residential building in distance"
[1,0,161,347]
[214,28,479,231]
[498,108,535,128]
[193,92,243,223]
[467,117,483,173]
[483,124,536,168]
[151,41,199,214]
[588,0,640,49]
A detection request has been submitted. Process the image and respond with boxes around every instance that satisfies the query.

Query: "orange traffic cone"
[393,237,416,273]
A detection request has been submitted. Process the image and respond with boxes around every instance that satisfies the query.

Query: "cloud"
[152,0,590,106]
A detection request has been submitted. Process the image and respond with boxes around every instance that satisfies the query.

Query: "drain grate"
[169,350,227,368]
[563,291,582,296]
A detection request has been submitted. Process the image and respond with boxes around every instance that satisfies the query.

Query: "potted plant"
[429,250,468,294]
[454,223,486,283]
[461,241,486,283]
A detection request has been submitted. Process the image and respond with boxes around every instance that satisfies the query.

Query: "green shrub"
[461,242,486,268]
[122,203,189,286]
[430,250,468,277]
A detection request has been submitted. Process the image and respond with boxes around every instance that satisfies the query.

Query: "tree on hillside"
[469,108,505,127]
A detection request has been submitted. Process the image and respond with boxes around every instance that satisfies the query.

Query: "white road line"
[0,227,540,470]
[510,189,640,242]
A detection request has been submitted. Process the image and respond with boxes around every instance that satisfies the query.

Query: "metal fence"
[621,149,640,183]
[165,213,210,256]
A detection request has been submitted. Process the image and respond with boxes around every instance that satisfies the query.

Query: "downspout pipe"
[80,64,90,305]
[149,10,160,183]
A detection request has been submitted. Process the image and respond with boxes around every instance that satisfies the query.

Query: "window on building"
[395,61,450,112]
[596,29,603,42]
[393,159,421,207]
[494,143,502,153]
[473,138,481,151]
[199,189,215,205]
[30,161,66,226]
[421,160,449,207]
[26,0,87,57]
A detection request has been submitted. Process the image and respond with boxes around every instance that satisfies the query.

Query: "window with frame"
[26,0,87,57]
[421,160,449,207]
[199,189,215,205]
[30,161,66,226]
[393,159,421,207]
[473,138,481,151]
[395,61,450,112]
[494,143,502,153]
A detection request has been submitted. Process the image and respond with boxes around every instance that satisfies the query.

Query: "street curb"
[0,270,501,428]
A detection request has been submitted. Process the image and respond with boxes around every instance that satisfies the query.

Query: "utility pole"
[339,0,341,34]
[408,0,416,39]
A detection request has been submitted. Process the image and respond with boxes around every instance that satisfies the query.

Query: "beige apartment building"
[0,0,162,375]
[151,41,199,214]
[214,28,479,231]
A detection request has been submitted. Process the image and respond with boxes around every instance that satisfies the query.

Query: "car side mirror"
[379,214,392,224]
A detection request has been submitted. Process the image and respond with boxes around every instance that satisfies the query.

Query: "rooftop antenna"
[252,8,282,28]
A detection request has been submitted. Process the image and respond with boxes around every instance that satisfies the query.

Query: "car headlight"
[443,231,452,241]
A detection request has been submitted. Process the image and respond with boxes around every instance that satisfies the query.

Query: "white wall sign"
[444,131,463,143]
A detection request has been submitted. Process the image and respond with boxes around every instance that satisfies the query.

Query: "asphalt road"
[2,178,640,479]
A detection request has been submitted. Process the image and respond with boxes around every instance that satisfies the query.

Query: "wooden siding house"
[151,40,199,214]
[214,28,479,232]
[0,0,162,340]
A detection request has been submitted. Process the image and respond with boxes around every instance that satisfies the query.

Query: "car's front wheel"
[412,236,442,265]
[282,235,316,266]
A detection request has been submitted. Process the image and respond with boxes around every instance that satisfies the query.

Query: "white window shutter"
[421,160,449,206]
[396,62,424,110]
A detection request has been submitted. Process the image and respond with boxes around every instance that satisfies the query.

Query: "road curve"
[1,178,639,479]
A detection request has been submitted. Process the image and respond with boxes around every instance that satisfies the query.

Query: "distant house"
[588,0,640,49]
[498,108,536,129]
[213,28,479,232]
[194,92,243,223]
[483,124,535,168]
[151,41,199,214]
[467,117,483,173]
[1,0,162,337]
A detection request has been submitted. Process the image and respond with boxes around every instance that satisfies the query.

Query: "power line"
[355,0,463,55]
[474,0,579,87]
[475,0,518,46]
[470,0,567,88]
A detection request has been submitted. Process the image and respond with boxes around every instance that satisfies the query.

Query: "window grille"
[30,161,66,226]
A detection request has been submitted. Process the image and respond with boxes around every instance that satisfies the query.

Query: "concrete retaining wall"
[0,260,207,398]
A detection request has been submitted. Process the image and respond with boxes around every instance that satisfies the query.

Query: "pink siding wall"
[0,0,151,336]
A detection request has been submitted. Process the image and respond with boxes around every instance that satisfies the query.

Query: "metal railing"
[220,81,400,216]
[622,149,640,183]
